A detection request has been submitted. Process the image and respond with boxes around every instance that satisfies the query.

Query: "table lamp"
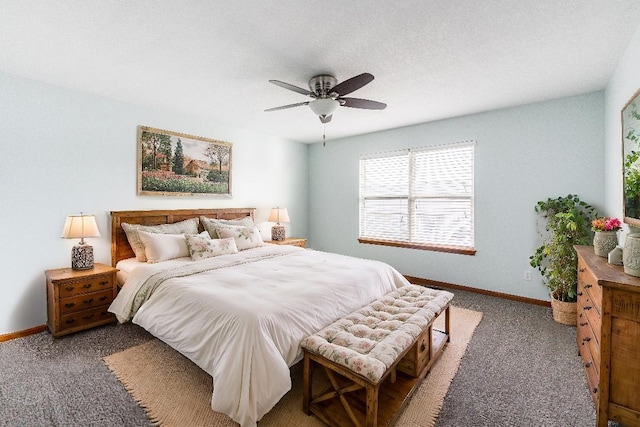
[61,213,101,270]
[268,207,290,241]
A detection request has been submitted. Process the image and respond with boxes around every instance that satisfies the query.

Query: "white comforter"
[109,245,410,427]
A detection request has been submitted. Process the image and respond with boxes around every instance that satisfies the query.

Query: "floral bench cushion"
[300,284,453,384]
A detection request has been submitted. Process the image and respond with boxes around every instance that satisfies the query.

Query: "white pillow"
[200,216,254,239]
[215,226,264,250]
[121,218,200,261]
[185,235,238,261]
[137,230,190,263]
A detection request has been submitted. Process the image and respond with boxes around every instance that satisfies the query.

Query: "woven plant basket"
[550,296,577,325]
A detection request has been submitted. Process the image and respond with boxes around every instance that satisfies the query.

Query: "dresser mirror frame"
[623,87,640,227]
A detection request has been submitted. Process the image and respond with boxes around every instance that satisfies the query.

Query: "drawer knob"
[99,281,108,286]
[65,285,74,292]
[83,298,94,305]
[582,337,591,343]
[579,268,586,272]
[83,283,92,289]
[64,302,76,308]
[583,306,592,311]
[65,318,75,324]
[99,296,108,302]
[592,387,598,394]
[585,361,592,368]
[420,342,427,352]
[584,284,592,289]
[579,322,588,327]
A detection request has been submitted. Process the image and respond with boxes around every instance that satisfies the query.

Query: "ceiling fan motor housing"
[309,75,337,98]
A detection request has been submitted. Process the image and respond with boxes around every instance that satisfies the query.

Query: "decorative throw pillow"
[215,225,264,250]
[200,215,254,239]
[137,230,190,263]
[185,235,238,261]
[121,218,200,262]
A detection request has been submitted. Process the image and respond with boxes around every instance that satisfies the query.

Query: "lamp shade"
[268,208,290,224]
[61,214,101,242]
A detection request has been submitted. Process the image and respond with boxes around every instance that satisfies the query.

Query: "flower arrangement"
[591,217,622,232]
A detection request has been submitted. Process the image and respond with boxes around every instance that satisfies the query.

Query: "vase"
[623,233,640,277]
[593,231,618,257]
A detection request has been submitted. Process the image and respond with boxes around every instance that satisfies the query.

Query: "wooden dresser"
[575,246,640,427]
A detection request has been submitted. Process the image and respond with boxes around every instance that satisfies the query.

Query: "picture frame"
[622,88,640,226]
[137,126,232,197]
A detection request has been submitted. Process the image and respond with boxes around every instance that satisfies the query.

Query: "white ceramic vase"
[623,233,640,277]
[593,231,618,257]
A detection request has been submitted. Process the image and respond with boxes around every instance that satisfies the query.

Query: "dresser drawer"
[578,298,601,343]
[58,275,113,298]
[59,289,114,315]
[584,350,600,406]
[577,317,600,373]
[59,306,114,331]
[578,263,602,313]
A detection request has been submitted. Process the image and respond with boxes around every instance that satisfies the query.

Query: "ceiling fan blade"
[264,101,309,112]
[330,73,375,96]
[269,80,313,96]
[319,114,332,124]
[341,97,387,110]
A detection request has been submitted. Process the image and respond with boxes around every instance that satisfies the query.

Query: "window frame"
[358,141,476,255]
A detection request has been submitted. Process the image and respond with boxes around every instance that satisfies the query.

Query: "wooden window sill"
[358,238,476,255]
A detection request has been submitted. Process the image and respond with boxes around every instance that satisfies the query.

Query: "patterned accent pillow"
[121,218,200,262]
[185,235,238,261]
[137,230,190,263]
[200,216,253,239]
[215,225,264,250]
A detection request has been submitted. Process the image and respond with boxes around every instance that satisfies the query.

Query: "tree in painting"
[173,138,186,175]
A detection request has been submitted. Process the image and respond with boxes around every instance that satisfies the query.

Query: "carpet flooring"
[0,288,598,426]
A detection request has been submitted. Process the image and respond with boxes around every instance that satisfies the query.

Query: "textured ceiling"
[1,1,640,143]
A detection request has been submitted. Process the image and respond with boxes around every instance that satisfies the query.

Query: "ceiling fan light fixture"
[309,98,339,117]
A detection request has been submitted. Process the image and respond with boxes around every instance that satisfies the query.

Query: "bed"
[108,208,411,427]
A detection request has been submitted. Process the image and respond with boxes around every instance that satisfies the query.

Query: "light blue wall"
[0,72,309,335]
[604,24,640,239]
[308,92,605,301]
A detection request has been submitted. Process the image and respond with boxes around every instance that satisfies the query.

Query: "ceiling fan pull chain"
[323,123,326,147]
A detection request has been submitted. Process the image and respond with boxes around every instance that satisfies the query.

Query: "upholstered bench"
[301,284,454,427]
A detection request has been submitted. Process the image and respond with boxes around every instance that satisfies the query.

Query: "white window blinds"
[359,141,475,249]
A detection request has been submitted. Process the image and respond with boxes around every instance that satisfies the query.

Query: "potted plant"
[591,216,622,257]
[529,194,598,325]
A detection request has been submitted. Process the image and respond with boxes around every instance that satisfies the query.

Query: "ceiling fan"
[265,73,387,123]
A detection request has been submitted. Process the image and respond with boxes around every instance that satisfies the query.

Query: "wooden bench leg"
[366,383,379,427]
[445,305,451,342]
[303,352,312,415]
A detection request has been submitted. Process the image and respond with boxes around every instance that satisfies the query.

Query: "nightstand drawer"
[60,289,114,315]
[59,275,113,298]
[60,306,114,331]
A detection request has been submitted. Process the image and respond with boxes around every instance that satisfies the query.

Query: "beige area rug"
[103,306,482,427]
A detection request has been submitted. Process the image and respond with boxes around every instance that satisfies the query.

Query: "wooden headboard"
[110,208,256,266]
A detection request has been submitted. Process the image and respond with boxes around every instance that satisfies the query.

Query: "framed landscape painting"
[137,126,232,196]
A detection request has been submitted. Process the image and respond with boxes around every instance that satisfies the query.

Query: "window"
[358,141,475,254]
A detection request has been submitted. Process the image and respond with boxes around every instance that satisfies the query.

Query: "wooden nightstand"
[265,237,307,248]
[45,263,118,338]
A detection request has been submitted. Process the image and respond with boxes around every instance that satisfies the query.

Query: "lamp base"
[271,225,285,241]
[71,244,94,270]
